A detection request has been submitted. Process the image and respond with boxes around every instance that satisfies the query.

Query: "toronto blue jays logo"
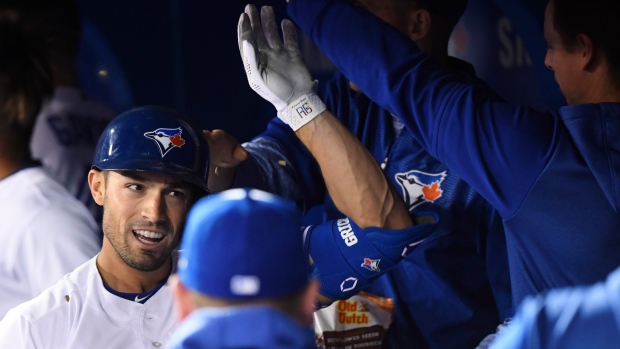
[361,258,381,272]
[143,127,185,157]
[395,170,447,210]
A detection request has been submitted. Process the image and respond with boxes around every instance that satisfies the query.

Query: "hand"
[204,129,247,192]
[237,4,326,130]
[305,214,437,300]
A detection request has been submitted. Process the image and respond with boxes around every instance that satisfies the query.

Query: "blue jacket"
[491,266,620,349]
[287,0,620,307]
[169,307,315,349]
[236,70,511,348]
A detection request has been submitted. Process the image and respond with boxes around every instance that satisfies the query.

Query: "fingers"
[261,6,283,50]
[233,144,248,162]
[282,19,301,58]
[244,4,268,51]
[206,129,246,168]
[237,13,253,59]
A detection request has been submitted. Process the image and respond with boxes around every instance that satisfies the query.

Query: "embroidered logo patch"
[361,258,381,272]
[395,170,447,210]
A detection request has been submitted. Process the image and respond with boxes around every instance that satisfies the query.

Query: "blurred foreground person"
[170,188,318,349]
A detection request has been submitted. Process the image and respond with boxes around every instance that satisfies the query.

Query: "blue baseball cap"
[178,188,309,300]
[417,0,468,27]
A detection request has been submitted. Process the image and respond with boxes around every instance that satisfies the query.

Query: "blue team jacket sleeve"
[287,0,561,218]
[491,266,620,349]
[234,117,327,211]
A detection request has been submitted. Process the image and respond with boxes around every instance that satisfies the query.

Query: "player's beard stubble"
[101,204,182,272]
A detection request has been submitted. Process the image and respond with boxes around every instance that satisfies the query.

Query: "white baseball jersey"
[0,166,100,319]
[30,87,116,221]
[0,256,177,349]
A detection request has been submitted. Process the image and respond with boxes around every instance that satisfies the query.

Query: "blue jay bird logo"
[361,258,381,272]
[143,127,185,157]
[395,170,447,210]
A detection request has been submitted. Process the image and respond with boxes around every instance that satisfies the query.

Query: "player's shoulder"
[16,167,95,223]
[2,167,68,208]
[0,263,93,347]
[7,258,96,322]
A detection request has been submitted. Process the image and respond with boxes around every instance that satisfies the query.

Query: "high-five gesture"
[238,4,326,131]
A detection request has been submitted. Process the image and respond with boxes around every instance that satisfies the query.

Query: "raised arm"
[238,4,410,229]
[285,0,561,218]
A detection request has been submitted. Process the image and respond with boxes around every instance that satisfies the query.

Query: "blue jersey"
[287,0,620,307]
[169,307,315,349]
[237,71,511,348]
[491,266,620,349]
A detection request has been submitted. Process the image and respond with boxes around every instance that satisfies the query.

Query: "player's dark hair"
[0,0,82,52]
[551,0,620,89]
[0,11,52,155]
[0,0,82,85]
[390,0,462,48]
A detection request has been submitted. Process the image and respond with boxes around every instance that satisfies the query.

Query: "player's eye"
[126,183,143,191]
[167,189,186,198]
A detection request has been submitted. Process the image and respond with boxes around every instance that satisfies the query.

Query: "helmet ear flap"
[92,106,210,191]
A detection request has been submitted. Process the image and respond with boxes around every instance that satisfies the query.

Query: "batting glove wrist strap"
[305,215,437,300]
[277,93,326,131]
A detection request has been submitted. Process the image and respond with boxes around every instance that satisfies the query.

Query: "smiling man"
[0,106,210,348]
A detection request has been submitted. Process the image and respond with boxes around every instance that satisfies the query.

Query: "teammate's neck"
[96,242,173,294]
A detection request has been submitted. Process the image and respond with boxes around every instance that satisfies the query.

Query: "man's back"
[0,166,100,318]
[0,256,176,348]
[171,307,316,349]
[30,86,116,221]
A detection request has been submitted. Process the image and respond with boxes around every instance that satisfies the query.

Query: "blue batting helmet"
[92,105,210,191]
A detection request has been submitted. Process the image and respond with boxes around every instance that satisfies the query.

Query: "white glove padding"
[237,4,326,131]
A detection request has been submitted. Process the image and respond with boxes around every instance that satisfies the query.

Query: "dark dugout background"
[77,0,565,143]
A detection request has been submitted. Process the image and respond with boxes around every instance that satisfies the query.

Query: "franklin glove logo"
[144,127,185,157]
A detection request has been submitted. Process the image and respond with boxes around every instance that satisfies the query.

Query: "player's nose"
[140,190,166,223]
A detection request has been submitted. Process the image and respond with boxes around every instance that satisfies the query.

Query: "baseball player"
[233,2,444,311]
[0,13,100,319]
[9,0,118,224]
[210,3,511,347]
[169,188,317,349]
[286,0,620,335]
[0,106,210,348]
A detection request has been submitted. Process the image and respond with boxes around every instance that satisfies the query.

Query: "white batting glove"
[237,4,326,131]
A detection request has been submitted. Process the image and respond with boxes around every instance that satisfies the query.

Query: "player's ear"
[301,279,320,327]
[88,169,105,206]
[407,8,431,42]
[576,33,595,70]
[170,275,193,322]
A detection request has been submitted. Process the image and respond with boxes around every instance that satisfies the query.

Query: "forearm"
[297,111,411,230]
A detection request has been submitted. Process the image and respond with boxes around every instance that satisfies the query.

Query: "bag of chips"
[314,292,394,349]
